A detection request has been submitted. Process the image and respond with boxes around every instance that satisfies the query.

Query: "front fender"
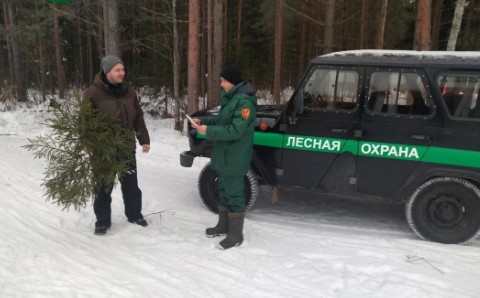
[397,165,480,201]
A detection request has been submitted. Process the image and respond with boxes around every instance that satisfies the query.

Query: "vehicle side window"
[367,71,433,116]
[303,68,358,111]
[437,74,480,120]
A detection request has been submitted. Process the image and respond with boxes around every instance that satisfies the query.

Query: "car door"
[280,65,362,194]
[355,67,443,198]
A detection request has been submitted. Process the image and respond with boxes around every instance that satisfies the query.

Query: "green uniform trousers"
[218,175,245,213]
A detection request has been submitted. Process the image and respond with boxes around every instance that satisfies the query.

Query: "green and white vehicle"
[181,50,480,245]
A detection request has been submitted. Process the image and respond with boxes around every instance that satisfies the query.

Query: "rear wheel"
[406,177,480,244]
[198,161,258,214]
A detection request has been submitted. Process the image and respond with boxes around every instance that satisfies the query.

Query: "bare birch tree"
[447,0,466,51]
[187,0,200,114]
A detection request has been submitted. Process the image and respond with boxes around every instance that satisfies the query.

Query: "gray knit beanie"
[102,55,123,74]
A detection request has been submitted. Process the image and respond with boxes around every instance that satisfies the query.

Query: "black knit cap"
[220,64,243,85]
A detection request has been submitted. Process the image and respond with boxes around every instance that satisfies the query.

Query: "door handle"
[410,134,431,140]
[330,128,349,134]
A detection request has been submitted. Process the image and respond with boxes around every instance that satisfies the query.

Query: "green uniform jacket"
[83,72,150,149]
[203,81,257,176]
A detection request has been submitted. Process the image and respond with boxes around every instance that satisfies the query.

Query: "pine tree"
[23,98,134,210]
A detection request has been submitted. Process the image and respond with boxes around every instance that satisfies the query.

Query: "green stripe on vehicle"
[252,131,480,169]
[422,147,480,168]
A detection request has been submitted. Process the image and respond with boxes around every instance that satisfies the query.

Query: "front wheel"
[198,161,259,214]
[405,177,480,244]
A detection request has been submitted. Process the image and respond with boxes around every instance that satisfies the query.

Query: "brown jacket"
[83,73,150,147]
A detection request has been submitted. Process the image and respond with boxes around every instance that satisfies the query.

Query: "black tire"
[406,177,480,244]
[198,161,259,214]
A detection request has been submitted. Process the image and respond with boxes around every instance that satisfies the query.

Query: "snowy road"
[1,109,480,298]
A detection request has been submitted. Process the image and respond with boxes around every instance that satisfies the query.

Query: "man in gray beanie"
[82,54,151,235]
[102,55,124,74]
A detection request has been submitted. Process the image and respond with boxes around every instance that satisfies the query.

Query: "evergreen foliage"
[23,99,134,210]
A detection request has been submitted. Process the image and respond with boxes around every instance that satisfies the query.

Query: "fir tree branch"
[22,99,135,211]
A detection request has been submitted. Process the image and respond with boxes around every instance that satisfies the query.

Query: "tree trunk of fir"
[103,0,120,55]
[223,0,227,47]
[74,15,84,87]
[339,0,346,50]
[207,0,213,108]
[414,0,431,50]
[53,8,65,99]
[360,0,370,48]
[298,0,307,75]
[323,0,335,54]
[236,0,242,59]
[461,0,475,49]
[35,0,47,102]
[187,0,200,115]
[5,0,27,101]
[431,0,444,50]
[374,0,388,49]
[172,0,182,132]
[447,0,466,51]
[96,1,105,59]
[273,0,283,105]
[2,0,15,89]
[211,0,223,107]
[85,0,94,85]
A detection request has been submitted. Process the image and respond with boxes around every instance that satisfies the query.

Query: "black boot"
[94,222,111,235]
[205,205,229,237]
[128,217,148,227]
[219,212,244,249]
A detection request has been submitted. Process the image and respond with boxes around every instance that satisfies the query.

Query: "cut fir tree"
[23,99,134,210]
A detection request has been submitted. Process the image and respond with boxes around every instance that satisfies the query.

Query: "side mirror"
[289,91,304,125]
[294,91,304,115]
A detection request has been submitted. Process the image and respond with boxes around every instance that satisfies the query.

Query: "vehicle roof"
[312,50,480,68]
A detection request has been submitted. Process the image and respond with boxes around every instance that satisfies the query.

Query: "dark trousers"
[218,175,246,213]
[93,165,143,227]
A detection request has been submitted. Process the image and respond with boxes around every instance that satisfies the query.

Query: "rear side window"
[437,74,480,120]
[303,68,358,111]
[366,71,433,116]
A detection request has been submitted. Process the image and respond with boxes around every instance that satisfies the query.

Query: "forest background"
[0,0,478,131]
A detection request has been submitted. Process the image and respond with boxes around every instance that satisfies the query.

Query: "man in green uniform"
[194,65,257,249]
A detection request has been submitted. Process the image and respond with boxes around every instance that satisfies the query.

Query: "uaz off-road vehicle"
[181,50,480,245]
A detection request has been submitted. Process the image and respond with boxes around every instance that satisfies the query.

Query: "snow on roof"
[323,49,480,59]
[313,49,480,66]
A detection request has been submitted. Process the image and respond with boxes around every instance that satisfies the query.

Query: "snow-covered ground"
[1,104,480,298]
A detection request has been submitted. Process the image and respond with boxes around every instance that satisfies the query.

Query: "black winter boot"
[205,205,229,237]
[219,212,244,249]
[94,222,111,235]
